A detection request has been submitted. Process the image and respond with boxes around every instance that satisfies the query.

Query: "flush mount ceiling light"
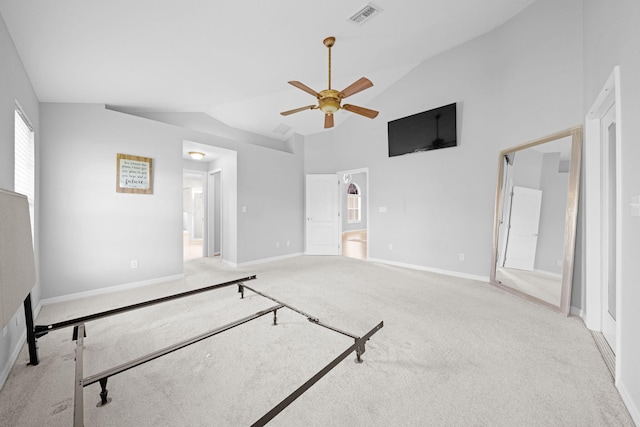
[188,151,205,160]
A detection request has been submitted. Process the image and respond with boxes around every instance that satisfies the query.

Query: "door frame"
[183,169,207,258]
[584,66,622,378]
[337,167,369,259]
[208,168,223,257]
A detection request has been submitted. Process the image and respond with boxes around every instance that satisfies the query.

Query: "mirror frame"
[490,126,583,315]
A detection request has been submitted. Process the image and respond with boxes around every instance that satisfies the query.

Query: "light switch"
[631,195,640,217]
[379,206,387,213]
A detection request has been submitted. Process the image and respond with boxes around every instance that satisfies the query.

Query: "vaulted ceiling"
[0,0,534,140]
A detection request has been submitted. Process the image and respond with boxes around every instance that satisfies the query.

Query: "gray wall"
[535,152,569,274]
[584,0,640,418]
[310,0,584,280]
[0,13,41,387]
[38,103,304,298]
[39,103,185,298]
[511,150,543,190]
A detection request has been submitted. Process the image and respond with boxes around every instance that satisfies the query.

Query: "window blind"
[14,107,35,233]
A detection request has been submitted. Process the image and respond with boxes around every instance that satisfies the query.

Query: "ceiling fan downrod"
[324,36,335,90]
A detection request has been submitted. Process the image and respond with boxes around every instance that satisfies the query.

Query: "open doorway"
[208,170,222,258]
[183,171,205,261]
[339,169,368,260]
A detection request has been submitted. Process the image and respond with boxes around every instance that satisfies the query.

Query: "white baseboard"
[0,329,26,391]
[367,257,489,283]
[570,306,584,318]
[236,252,303,268]
[41,274,185,305]
[617,380,640,425]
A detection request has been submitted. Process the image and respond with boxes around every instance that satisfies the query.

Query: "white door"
[602,104,617,351]
[504,186,542,271]
[305,174,339,255]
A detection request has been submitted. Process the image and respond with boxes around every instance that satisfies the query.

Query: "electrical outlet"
[389,243,393,250]
[286,240,291,246]
[130,260,138,269]
[459,253,465,261]
[276,242,280,248]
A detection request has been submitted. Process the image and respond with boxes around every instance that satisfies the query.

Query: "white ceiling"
[0,0,534,140]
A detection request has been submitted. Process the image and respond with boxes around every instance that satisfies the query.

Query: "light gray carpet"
[0,256,634,426]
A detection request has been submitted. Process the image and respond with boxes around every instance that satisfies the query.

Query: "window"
[15,106,35,237]
[347,183,361,223]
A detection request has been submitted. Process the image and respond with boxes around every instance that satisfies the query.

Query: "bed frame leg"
[238,284,244,299]
[355,338,365,363]
[72,325,87,341]
[273,309,278,326]
[97,377,111,407]
[23,294,39,366]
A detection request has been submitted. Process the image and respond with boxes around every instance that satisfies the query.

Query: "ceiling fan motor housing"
[318,89,341,114]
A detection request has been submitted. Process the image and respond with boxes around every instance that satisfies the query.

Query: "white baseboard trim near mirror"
[367,257,489,283]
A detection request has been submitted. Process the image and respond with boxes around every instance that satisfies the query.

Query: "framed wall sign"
[116,153,153,194]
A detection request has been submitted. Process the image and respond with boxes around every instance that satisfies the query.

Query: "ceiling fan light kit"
[281,36,379,129]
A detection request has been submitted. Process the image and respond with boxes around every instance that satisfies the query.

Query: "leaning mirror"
[490,126,582,315]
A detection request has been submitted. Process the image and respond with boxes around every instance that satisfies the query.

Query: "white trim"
[183,169,207,257]
[235,252,303,268]
[221,259,237,268]
[0,299,42,389]
[40,274,185,305]
[0,329,26,390]
[584,66,625,389]
[367,257,489,283]
[570,306,584,318]
[618,381,640,425]
[584,66,620,331]
[208,168,223,260]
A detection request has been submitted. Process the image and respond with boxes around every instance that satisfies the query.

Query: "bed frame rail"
[28,275,382,426]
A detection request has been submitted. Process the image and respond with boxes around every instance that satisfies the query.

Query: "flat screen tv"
[387,102,457,157]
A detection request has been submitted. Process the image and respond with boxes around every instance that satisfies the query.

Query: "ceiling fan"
[281,36,379,129]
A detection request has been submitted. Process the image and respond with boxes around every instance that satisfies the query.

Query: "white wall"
[39,103,185,298]
[310,0,583,281]
[38,103,304,299]
[584,0,640,422]
[0,13,41,387]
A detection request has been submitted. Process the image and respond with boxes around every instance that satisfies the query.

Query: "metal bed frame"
[25,275,383,426]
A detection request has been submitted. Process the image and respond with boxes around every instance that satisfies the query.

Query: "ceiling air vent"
[348,3,382,25]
